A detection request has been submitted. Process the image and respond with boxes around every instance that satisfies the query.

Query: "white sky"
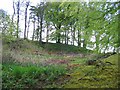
[0,0,13,15]
[0,0,40,15]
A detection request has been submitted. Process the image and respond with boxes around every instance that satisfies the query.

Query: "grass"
[2,63,67,88]
[42,42,91,53]
[2,39,119,88]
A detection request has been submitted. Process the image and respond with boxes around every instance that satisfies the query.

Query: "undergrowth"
[2,63,67,88]
[2,39,119,88]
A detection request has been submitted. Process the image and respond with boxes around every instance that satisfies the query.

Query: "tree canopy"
[1,1,119,53]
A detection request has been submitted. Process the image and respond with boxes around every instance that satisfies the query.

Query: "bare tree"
[24,1,30,39]
[32,15,36,41]
[27,15,30,39]
[12,1,15,23]
[39,2,45,43]
[16,0,20,38]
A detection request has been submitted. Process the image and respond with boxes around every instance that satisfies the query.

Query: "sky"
[0,0,40,15]
[0,0,13,15]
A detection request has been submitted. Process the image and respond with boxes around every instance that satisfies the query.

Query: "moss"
[102,54,118,65]
[63,54,119,88]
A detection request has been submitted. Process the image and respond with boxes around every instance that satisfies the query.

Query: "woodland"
[0,0,120,88]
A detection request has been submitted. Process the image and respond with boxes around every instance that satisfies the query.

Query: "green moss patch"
[63,54,119,88]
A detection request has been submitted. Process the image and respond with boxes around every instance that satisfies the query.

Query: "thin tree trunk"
[32,17,36,41]
[12,1,15,24]
[83,39,86,48]
[73,26,75,46]
[57,33,61,43]
[78,29,80,46]
[67,30,69,45]
[46,21,49,43]
[24,8,27,39]
[39,18,43,43]
[16,0,20,38]
[24,2,29,39]
[11,1,15,36]
[27,16,30,39]
[55,24,61,43]
[71,26,73,45]
[37,16,39,41]
[83,15,89,48]
[65,30,67,44]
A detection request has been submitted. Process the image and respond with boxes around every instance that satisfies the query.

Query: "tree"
[27,15,30,39]
[30,2,45,42]
[59,1,119,53]
[45,2,66,43]
[16,0,20,38]
[29,6,36,41]
[0,9,17,42]
[38,2,45,43]
[45,21,50,43]
[25,1,119,53]
[12,1,15,24]
[24,1,30,39]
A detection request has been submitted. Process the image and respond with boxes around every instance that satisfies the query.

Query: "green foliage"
[29,2,119,53]
[2,63,67,88]
[0,9,18,43]
[59,2,119,53]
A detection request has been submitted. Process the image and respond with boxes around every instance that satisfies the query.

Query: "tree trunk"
[71,26,73,45]
[55,24,61,43]
[66,30,69,45]
[11,1,15,36]
[27,16,30,39]
[46,21,49,43]
[78,29,80,46]
[24,7,27,39]
[83,39,86,48]
[24,2,29,39]
[39,18,43,43]
[73,26,75,46]
[83,15,89,48]
[37,16,40,41]
[16,0,20,38]
[64,29,66,44]
[57,33,61,43]
[32,17,36,41]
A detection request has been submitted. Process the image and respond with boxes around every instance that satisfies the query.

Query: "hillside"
[2,39,119,88]
[1,1,119,89]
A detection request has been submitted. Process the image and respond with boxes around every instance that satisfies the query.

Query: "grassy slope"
[2,39,69,88]
[41,42,91,53]
[2,39,119,88]
[63,54,119,88]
